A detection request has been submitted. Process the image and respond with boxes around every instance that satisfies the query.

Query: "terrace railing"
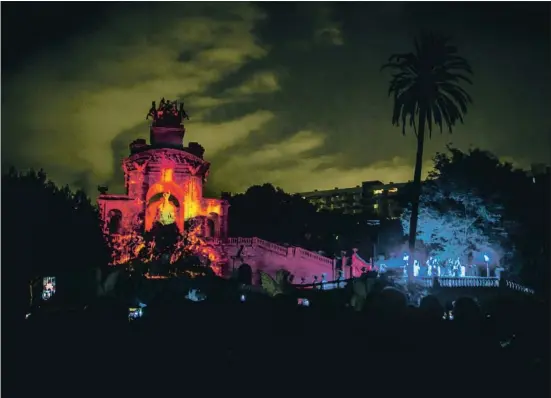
[294,247,334,267]
[295,276,535,295]
[294,278,351,290]
[504,280,535,295]
[223,237,333,267]
[418,276,500,288]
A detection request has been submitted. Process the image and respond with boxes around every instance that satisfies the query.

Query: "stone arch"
[206,218,216,238]
[145,181,186,232]
[107,209,123,235]
[237,263,253,285]
[207,212,220,238]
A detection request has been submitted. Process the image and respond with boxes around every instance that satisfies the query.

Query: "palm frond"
[382,33,473,138]
[260,271,282,297]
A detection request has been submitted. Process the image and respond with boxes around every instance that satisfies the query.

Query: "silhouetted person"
[377,287,407,314]
[419,295,444,322]
[371,287,409,343]
[453,297,482,325]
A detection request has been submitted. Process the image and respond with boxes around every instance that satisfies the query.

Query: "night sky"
[2,2,549,197]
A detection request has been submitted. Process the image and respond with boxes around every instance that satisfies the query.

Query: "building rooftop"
[299,180,407,197]
[301,186,362,198]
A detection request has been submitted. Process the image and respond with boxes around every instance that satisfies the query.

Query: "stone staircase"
[216,237,335,284]
[212,239,536,296]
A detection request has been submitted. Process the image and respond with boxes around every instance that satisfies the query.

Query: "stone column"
[221,200,230,240]
[215,215,222,239]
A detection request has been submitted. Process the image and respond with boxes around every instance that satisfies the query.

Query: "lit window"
[373,204,379,209]
[388,188,398,193]
[373,189,383,195]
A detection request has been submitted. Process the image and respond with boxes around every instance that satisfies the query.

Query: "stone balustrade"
[218,239,535,295]
[224,237,333,266]
[419,276,500,288]
[227,237,254,246]
[295,276,534,295]
[253,237,289,257]
[295,247,334,267]
[505,280,535,295]
[295,278,350,290]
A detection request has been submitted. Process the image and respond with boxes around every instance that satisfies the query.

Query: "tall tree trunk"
[407,109,427,282]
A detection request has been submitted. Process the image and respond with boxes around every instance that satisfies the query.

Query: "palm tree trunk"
[407,109,427,282]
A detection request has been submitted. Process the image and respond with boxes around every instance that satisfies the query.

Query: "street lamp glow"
[484,254,489,262]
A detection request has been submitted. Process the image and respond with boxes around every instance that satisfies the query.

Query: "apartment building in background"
[300,180,409,218]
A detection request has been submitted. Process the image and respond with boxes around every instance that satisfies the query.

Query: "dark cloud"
[2,2,549,197]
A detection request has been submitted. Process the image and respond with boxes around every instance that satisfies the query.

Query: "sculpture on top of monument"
[146,98,189,128]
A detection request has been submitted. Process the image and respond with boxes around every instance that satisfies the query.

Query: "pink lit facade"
[97,99,336,284]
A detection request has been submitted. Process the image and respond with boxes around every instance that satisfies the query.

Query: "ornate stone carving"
[124,148,211,182]
[126,149,204,167]
[146,98,189,127]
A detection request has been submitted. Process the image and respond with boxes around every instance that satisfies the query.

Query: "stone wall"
[221,237,335,284]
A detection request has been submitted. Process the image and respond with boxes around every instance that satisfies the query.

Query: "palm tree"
[382,33,473,281]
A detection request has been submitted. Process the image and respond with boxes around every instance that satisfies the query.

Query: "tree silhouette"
[2,168,111,317]
[382,33,473,281]
[401,180,506,268]
[227,183,367,256]
[228,183,318,246]
[428,146,549,286]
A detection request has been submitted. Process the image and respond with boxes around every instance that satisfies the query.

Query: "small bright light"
[298,298,310,307]
[484,254,489,262]
[186,289,205,302]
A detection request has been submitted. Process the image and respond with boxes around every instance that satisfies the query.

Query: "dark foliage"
[428,146,550,289]
[2,167,111,317]
[227,183,390,257]
[146,221,182,255]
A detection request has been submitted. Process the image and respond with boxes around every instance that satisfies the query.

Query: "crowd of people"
[9,281,548,398]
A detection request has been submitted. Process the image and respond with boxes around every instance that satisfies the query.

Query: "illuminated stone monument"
[97,99,229,270]
[98,98,335,283]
